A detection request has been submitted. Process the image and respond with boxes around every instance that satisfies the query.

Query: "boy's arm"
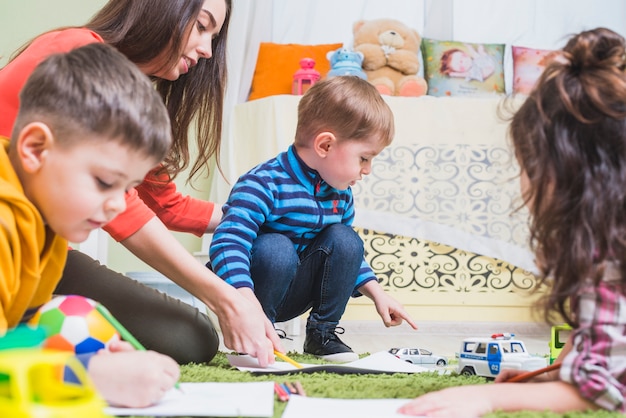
[0,212,12,330]
[358,280,418,329]
[209,175,273,289]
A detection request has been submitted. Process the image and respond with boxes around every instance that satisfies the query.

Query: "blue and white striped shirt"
[209,145,376,294]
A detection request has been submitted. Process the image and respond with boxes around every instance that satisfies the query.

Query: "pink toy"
[292,58,321,95]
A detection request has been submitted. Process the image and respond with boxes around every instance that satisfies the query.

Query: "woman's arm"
[120,217,282,366]
[206,203,223,232]
[134,169,217,236]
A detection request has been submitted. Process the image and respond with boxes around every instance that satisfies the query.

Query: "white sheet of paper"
[282,395,426,418]
[227,351,431,374]
[104,381,274,417]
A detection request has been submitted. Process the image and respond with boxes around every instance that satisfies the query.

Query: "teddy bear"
[352,18,427,97]
[326,47,367,79]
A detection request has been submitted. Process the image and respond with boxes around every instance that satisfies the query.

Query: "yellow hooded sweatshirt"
[0,137,67,329]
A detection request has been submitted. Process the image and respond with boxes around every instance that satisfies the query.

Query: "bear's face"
[353,18,421,54]
[379,30,406,49]
[328,48,364,68]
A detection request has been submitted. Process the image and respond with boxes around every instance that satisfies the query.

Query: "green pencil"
[95,303,181,390]
[95,303,144,350]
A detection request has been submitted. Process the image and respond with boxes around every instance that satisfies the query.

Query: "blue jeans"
[250,224,363,331]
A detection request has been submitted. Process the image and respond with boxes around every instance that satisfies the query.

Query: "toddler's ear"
[313,131,336,157]
[16,122,54,173]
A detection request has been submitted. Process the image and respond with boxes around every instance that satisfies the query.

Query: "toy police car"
[456,333,546,378]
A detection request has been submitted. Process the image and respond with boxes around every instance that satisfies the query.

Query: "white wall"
[225,0,626,103]
[0,1,107,67]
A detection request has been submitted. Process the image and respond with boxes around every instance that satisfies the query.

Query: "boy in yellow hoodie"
[0,42,178,408]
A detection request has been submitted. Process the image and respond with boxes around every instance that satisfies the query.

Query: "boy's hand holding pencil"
[96,303,182,391]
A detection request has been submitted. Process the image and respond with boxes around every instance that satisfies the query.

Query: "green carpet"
[128,352,622,418]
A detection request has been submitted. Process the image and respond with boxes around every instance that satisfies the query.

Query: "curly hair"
[509,27,626,325]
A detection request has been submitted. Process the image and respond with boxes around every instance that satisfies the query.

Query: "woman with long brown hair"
[0,0,281,367]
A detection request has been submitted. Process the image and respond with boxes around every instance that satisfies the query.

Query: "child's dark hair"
[295,76,394,147]
[12,43,172,162]
[509,27,626,325]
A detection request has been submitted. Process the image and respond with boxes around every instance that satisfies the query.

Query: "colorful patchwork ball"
[31,295,119,354]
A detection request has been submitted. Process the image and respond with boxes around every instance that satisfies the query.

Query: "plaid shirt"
[560,262,626,411]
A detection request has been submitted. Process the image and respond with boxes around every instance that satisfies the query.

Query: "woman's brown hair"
[86,0,232,182]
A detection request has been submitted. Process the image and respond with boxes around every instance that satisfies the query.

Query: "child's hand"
[397,385,492,418]
[105,338,135,352]
[375,293,418,329]
[495,367,558,383]
[360,281,418,329]
[88,349,180,408]
[494,368,525,382]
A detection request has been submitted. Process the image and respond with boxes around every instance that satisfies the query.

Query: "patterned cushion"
[421,38,505,97]
[512,46,557,95]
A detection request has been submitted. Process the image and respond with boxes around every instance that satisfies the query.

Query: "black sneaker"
[303,326,358,362]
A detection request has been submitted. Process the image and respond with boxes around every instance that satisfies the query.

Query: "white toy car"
[389,347,448,366]
[456,333,546,378]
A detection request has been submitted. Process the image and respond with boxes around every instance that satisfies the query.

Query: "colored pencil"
[293,381,307,396]
[505,363,561,383]
[95,303,181,390]
[95,304,144,350]
[274,350,304,369]
[274,381,289,401]
[284,381,297,394]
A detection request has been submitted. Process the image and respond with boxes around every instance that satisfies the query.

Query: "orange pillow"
[248,42,343,101]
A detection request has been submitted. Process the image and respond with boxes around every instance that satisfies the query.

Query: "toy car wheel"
[436,359,447,366]
[460,366,476,376]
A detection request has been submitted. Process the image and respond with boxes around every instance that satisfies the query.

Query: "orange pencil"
[293,381,306,396]
[505,363,561,383]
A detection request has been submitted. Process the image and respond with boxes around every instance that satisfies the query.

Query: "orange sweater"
[0,138,68,329]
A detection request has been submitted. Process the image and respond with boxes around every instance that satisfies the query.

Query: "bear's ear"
[412,29,421,43]
[353,20,366,35]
